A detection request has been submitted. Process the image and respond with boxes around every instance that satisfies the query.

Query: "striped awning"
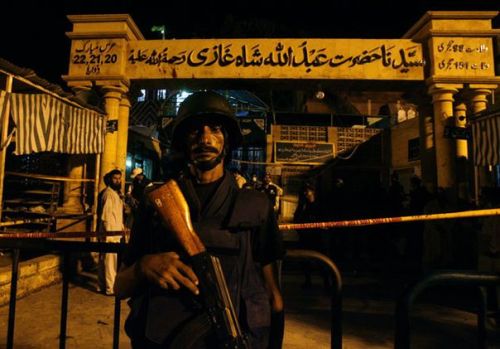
[8,92,105,155]
[472,111,500,166]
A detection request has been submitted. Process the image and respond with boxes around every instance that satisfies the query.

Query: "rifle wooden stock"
[147,180,206,256]
[147,180,248,348]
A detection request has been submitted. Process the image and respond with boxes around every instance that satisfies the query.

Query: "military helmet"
[170,91,242,151]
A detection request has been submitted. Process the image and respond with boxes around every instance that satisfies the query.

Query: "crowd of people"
[289,171,500,280]
[231,169,284,215]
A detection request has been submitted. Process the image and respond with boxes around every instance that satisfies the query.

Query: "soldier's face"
[185,121,225,163]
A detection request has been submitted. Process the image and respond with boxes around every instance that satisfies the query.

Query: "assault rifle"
[147,180,248,349]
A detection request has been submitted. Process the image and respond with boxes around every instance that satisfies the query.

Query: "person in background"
[115,91,284,348]
[260,172,283,215]
[97,169,125,296]
[422,187,454,272]
[230,168,247,188]
[127,167,153,211]
[294,181,331,291]
[387,172,407,260]
[249,173,261,189]
[406,175,431,270]
[388,172,405,216]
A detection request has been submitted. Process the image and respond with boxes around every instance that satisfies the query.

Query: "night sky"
[1,0,499,88]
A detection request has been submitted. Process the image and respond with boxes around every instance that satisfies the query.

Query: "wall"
[0,254,62,305]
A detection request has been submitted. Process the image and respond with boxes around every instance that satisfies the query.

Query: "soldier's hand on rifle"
[138,252,200,295]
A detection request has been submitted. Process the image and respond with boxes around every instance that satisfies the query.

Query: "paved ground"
[1,265,500,348]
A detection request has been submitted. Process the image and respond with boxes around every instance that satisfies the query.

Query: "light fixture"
[315,90,325,100]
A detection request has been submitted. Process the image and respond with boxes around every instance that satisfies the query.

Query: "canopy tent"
[0,58,106,156]
[472,109,500,166]
[0,57,106,231]
[8,92,105,155]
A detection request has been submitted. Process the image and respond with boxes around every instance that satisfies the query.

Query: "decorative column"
[428,84,460,189]
[63,155,86,212]
[454,103,468,159]
[116,94,131,192]
[99,85,127,192]
[454,102,470,202]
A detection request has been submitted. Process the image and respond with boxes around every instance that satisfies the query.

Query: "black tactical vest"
[126,173,272,348]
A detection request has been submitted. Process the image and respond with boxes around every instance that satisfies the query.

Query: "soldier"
[115,91,285,348]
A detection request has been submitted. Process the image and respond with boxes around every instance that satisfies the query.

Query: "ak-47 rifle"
[147,180,248,349]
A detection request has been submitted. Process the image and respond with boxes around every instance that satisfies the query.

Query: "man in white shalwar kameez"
[98,169,125,296]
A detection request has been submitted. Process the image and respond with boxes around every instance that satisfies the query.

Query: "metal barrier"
[1,240,344,349]
[394,270,500,349]
[0,238,126,349]
[284,249,343,349]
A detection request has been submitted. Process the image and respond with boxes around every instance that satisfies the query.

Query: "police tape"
[0,230,129,239]
[279,208,500,231]
[3,208,500,237]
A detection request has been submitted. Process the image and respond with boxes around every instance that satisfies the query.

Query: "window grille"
[279,125,328,142]
[336,127,380,153]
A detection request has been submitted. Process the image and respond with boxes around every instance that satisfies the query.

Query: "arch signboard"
[68,38,425,81]
[64,15,425,84]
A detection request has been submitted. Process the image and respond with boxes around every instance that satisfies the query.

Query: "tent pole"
[92,153,101,233]
[0,74,14,224]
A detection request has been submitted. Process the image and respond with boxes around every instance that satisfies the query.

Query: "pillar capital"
[468,88,492,103]
[100,84,129,99]
[466,86,496,115]
[428,84,461,103]
[119,94,131,108]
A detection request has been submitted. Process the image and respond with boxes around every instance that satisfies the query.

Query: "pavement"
[1,263,500,348]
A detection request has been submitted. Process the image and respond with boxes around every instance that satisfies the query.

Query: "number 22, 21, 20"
[72,54,118,65]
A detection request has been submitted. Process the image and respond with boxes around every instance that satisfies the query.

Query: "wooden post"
[0,74,13,223]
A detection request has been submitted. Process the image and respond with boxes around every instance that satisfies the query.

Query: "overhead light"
[315,90,325,100]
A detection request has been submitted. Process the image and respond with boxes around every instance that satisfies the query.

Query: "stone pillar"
[99,85,127,192]
[60,86,94,214]
[57,155,88,233]
[429,84,460,189]
[59,86,93,232]
[454,102,470,202]
[454,103,468,159]
[116,95,131,192]
[63,155,86,212]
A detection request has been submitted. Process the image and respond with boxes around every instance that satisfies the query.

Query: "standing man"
[115,91,285,348]
[128,167,153,208]
[126,167,153,227]
[98,169,125,296]
[260,172,283,215]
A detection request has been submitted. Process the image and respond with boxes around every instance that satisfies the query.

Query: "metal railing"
[395,270,500,349]
[284,249,343,349]
[0,237,126,349]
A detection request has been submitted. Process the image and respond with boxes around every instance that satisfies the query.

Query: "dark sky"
[1,0,499,88]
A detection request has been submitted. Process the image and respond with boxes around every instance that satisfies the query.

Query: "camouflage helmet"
[170,91,242,151]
